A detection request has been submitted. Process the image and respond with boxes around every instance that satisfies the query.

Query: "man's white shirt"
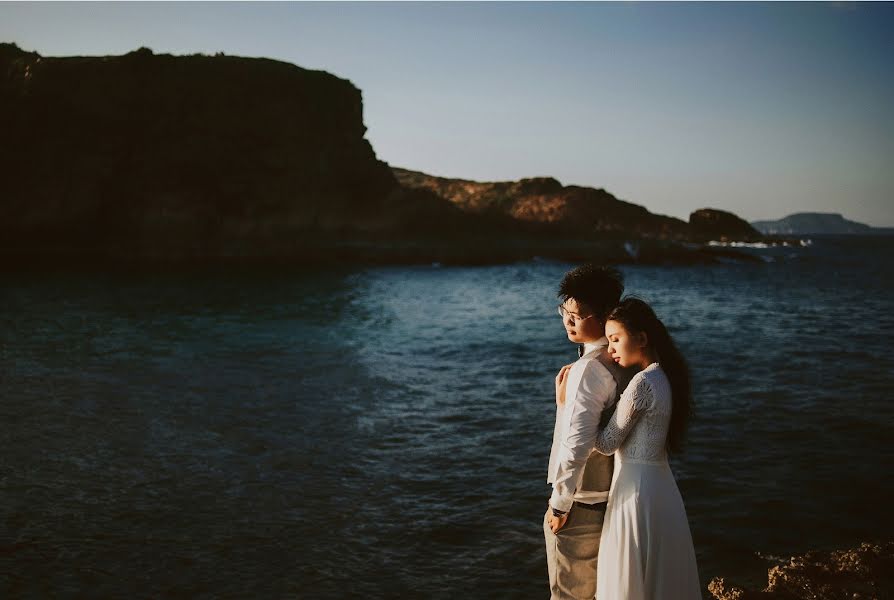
[547,337,618,512]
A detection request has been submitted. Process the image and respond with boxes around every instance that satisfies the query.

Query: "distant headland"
[752,212,894,236]
[0,43,791,268]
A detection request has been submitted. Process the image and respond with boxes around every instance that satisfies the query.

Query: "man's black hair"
[557,264,624,322]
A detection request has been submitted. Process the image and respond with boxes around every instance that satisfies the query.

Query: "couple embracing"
[544,264,701,600]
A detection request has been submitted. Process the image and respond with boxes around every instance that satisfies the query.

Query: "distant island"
[1,43,784,267]
[752,212,894,236]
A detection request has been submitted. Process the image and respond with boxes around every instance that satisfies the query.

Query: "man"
[544,264,633,600]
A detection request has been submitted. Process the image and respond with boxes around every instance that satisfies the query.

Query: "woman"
[594,298,701,599]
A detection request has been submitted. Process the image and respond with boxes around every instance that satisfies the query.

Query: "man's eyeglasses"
[557,305,595,325]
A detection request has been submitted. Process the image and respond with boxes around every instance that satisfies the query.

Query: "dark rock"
[393,167,693,240]
[708,541,894,599]
[0,43,403,258]
[690,208,763,242]
[0,43,771,267]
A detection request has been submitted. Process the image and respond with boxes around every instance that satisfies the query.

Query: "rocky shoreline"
[1,43,793,268]
[708,542,893,599]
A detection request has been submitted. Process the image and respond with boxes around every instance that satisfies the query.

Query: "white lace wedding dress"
[593,362,701,600]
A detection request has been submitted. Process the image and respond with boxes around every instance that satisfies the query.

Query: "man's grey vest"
[577,352,635,495]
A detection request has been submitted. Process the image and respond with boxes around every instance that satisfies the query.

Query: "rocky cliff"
[0,43,442,259]
[393,169,771,244]
[393,167,693,240]
[0,43,767,266]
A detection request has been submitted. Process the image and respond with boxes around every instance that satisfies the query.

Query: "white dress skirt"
[594,363,701,600]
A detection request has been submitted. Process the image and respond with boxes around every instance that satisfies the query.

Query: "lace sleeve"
[593,373,652,455]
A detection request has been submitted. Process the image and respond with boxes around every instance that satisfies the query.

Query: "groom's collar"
[579,337,608,358]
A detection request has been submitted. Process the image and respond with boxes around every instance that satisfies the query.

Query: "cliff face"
[0,43,768,265]
[393,167,692,240]
[0,43,405,257]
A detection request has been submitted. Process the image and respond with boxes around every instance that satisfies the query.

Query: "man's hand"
[555,363,573,406]
[547,511,569,534]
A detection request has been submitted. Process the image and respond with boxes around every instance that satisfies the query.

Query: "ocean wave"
[708,239,812,248]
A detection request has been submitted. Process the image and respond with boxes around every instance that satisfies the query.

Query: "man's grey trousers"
[543,503,607,600]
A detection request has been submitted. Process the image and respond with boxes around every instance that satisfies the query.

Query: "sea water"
[2,235,892,598]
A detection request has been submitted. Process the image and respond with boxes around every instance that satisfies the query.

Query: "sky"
[2,2,893,226]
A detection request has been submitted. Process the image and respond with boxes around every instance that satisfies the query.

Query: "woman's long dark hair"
[606,298,692,454]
